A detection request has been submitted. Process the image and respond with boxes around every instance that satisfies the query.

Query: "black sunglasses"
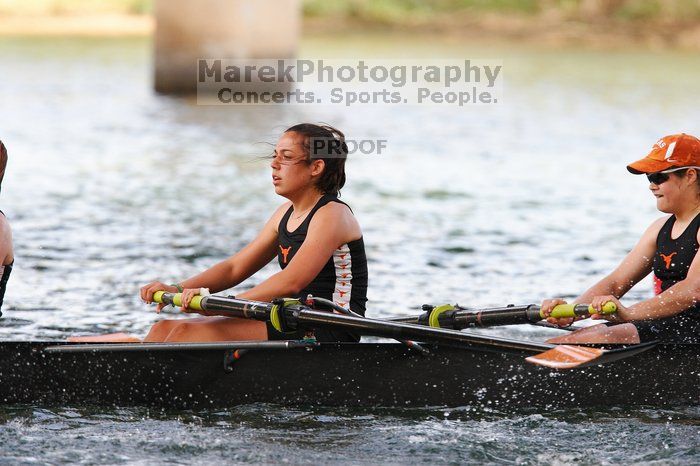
[645,167,694,185]
[646,171,671,185]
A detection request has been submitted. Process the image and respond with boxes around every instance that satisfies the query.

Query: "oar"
[152,292,653,369]
[394,302,618,329]
[524,340,658,368]
[156,292,429,354]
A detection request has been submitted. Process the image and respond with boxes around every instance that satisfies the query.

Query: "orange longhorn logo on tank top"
[279,245,292,264]
[660,252,677,269]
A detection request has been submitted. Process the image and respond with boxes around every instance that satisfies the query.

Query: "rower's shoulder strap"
[278,204,295,234]
[310,195,353,216]
[656,215,676,246]
[689,211,700,232]
[300,195,344,226]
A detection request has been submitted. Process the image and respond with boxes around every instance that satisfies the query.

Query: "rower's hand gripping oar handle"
[151,292,309,335]
[543,302,617,319]
[151,292,316,334]
[153,291,204,311]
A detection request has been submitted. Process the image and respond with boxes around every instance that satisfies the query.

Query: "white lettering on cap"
[665,141,677,161]
[655,139,667,149]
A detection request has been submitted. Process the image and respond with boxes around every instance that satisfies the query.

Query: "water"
[1,404,698,464]
[1,34,699,463]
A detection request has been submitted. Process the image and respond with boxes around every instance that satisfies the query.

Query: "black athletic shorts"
[631,311,700,343]
[265,321,360,343]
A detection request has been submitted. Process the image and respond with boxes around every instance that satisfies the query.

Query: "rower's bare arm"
[621,244,700,321]
[0,215,13,266]
[575,217,664,303]
[238,203,359,302]
[543,218,662,326]
[178,203,289,293]
[140,203,288,304]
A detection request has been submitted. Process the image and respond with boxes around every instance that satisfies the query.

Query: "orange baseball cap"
[627,133,700,174]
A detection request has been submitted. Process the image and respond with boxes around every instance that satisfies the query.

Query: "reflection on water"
[1,35,699,463]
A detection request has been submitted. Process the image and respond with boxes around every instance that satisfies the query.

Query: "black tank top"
[277,194,368,316]
[0,261,12,317]
[653,213,700,315]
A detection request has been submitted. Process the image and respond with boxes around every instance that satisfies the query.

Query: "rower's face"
[270,132,321,197]
[649,170,695,213]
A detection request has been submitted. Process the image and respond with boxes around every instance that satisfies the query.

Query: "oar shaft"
[452,305,537,328]
[472,303,616,326]
[389,305,533,326]
[425,302,617,329]
[293,308,552,352]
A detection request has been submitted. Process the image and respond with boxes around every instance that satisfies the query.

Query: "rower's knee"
[144,319,180,342]
[162,321,200,342]
[547,322,640,344]
[150,320,175,333]
[604,322,640,343]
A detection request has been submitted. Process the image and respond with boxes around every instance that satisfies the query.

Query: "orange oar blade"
[525,345,605,369]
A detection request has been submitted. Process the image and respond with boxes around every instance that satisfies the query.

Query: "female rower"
[0,141,13,315]
[137,123,368,342]
[542,133,700,344]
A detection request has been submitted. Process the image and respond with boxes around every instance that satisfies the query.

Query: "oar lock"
[420,304,463,328]
[268,295,360,334]
[269,298,304,334]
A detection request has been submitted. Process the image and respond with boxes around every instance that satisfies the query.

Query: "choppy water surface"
[1,35,699,463]
[1,404,698,465]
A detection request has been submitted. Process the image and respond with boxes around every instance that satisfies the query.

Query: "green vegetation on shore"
[1,0,699,47]
[303,0,700,23]
[0,0,151,16]
[1,0,700,22]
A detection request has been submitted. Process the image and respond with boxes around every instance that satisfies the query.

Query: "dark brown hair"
[670,168,700,190]
[0,141,7,192]
[284,123,347,196]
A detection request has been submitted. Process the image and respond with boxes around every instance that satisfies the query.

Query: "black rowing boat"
[0,340,696,408]
[2,293,694,409]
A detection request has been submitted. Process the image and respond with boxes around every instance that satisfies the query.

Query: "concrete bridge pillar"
[154,0,301,94]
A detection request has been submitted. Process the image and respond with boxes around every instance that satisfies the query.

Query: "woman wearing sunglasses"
[541,133,700,344]
[72,123,368,343]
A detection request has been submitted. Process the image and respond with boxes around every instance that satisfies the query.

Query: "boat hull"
[0,341,697,408]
